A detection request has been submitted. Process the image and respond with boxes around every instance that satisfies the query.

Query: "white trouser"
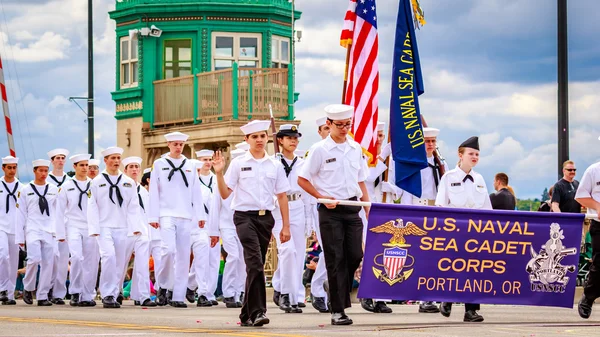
[97,227,129,299]
[66,226,99,302]
[188,230,209,296]
[206,241,221,301]
[0,231,19,300]
[149,240,162,290]
[157,217,192,303]
[122,235,151,302]
[310,210,328,299]
[221,228,246,299]
[273,205,306,305]
[51,239,69,298]
[23,231,54,301]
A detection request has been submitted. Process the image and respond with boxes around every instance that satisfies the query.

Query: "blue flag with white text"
[389,0,427,197]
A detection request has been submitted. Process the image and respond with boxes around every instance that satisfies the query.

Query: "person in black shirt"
[551,160,582,213]
[490,173,516,210]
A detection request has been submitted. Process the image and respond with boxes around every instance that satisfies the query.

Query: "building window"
[212,32,261,71]
[164,39,192,79]
[120,36,138,88]
[271,36,289,69]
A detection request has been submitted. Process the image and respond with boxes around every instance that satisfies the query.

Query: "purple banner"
[359,203,585,308]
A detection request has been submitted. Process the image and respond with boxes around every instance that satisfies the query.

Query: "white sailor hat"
[240,120,270,135]
[69,154,92,164]
[316,116,327,127]
[196,149,214,158]
[376,121,386,132]
[277,124,302,137]
[294,149,305,158]
[234,142,250,151]
[122,156,142,168]
[47,148,69,159]
[143,168,152,174]
[89,159,100,167]
[2,156,18,164]
[32,159,50,168]
[423,127,440,138]
[324,104,353,121]
[100,147,124,158]
[231,148,246,159]
[164,131,189,142]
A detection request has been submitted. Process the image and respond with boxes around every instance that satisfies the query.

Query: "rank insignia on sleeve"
[123,182,132,187]
[87,190,92,198]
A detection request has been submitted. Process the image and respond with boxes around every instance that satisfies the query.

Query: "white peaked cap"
[423,127,440,138]
[32,159,50,168]
[294,149,305,158]
[240,120,270,135]
[196,149,214,158]
[47,148,69,159]
[2,156,18,164]
[234,142,250,151]
[69,154,92,164]
[122,156,142,168]
[316,116,327,127]
[89,159,100,167]
[143,168,152,174]
[376,121,386,132]
[101,147,124,158]
[324,104,353,120]
[231,148,246,159]
[164,131,189,142]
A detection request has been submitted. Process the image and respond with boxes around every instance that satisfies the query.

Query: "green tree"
[541,187,549,201]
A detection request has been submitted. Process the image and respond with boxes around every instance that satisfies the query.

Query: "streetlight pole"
[557,0,568,178]
[88,0,95,156]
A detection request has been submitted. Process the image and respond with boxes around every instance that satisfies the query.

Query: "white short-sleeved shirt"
[224,151,290,211]
[435,166,492,210]
[575,161,600,216]
[298,135,368,200]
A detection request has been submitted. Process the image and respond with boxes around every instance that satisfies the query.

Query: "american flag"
[340,0,379,165]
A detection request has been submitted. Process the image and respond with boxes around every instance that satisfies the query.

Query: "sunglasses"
[565,168,576,172]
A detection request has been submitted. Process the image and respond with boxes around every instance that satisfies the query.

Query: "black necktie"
[2,181,18,213]
[137,185,144,211]
[102,173,124,207]
[463,174,474,183]
[374,174,384,187]
[30,184,50,216]
[49,175,66,187]
[200,176,213,193]
[73,180,91,211]
[281,157,298,177]
[165,158,189,187]
[428,163,440,189]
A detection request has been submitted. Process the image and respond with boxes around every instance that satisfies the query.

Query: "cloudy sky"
[0,0,599,199]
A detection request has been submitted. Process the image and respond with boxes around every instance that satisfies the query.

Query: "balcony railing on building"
[115,0,293,11]
[153,63,290,127]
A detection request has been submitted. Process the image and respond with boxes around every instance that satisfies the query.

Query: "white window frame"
[211,32,262,71]
[120,36,139,89]
[271,35,290,69]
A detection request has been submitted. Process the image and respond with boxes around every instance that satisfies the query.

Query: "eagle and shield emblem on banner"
[370,219,427,286]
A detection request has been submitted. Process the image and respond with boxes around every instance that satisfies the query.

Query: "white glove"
[379,142,391,160]
[381,181,396,193]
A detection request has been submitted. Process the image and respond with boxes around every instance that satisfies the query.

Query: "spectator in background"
[551,160,582,213]
[537,186,554,212]
[490,173,516,210]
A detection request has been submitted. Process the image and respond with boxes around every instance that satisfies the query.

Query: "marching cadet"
[0,156,22,305]
[88,159,100,180]
[88,147,143,309]
[17,159,59,306]
[141,167,161,293]
[55,154,99,307]
[149,132,206,308]
[47,148,70,305]
[575,147,600,319]
[272,124,312,313]
[298,104,370,326]
[435,136,491,322]
[213,120,291,327]
[122,156,156,307]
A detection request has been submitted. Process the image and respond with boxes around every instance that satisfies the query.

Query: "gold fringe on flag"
[411,0,426,28]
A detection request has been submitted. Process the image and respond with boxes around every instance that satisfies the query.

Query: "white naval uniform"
[88,171,142,300]
[575,162,600,216]
[144,185,162,290]
[435,166,492,210]
[148,156,205,303]
[272,155,312,305]
[16,182,59,301]
[47,173,70,299]
[0,177,22,301]
[402,156,449,206]
[55,178,99,302]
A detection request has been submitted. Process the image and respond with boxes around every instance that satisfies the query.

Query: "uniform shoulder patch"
[17,191,20,198]
[15,203,18,208]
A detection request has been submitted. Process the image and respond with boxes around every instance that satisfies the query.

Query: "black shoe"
[419,301,440,313]
[117,293,124,305]
[253,313,270,326]
[89,300,97,307]
[373,301,392,313]
[239,292,244,303]
[38,299,53,306]
[70,294,80,307]
[298,302,306,308]
[240,319,253,327]
[440,302,452,317]
[23,290,33,305]
[286,305,302,313]
[102,296,120,308]
[578,294,594,319]
[78,300,95,307]
[166,290,173,304]
[197,295,212,307]
[51,298,65,305]
[360,298,375,312]
[279,294,291,312]
[210,300,218,306]
[142,299,157,307]
[464,310,484,322]
[273,290,281,306]
[311,294,329,313]
[1,299,16,305]
[170,301,187,308]
[0,290,8,302]
[134,300,140,306]
[186,288,196,303]
[224,297,237,308]
[331,312,353,325]
[156,288,168,306]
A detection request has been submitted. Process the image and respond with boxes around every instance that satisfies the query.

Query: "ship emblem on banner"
[370,218,427,285]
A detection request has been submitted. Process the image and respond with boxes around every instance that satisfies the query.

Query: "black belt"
[238,210,271,216]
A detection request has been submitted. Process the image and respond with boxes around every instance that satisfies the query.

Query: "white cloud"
[0,31,71,62]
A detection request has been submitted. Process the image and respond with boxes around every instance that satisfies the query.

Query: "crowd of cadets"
[2,103,600,327]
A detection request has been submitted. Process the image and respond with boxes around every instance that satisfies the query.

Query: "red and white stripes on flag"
[0,55,16,157]
[340,0,380,165]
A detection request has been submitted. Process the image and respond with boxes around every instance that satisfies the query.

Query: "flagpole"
[341,46,351,104]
